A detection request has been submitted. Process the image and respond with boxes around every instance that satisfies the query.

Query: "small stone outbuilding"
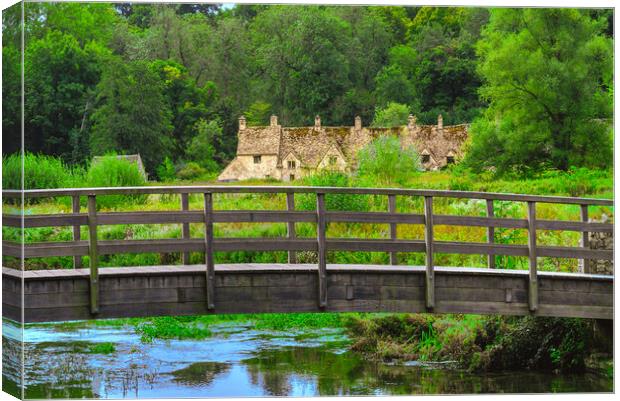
[218,114,469,182]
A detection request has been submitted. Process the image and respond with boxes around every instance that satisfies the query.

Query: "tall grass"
[83,154,148,209]
[2,152,84,190]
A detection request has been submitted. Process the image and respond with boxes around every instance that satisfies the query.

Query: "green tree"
[251,6,352,125]
[372,102,410,127]
[150,60,218,162]
[24,31,109,161]
[186,119,222,172]
[466,9,613,174]
[90,59,173,173]
[244,101,272,126]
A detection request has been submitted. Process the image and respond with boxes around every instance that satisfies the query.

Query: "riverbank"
[23,312,613,378]
[3,315,612,398]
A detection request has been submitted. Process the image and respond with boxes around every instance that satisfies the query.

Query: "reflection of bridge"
[2,186,613,322]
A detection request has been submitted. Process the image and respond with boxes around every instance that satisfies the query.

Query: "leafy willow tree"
[465,9,613,175]
[89,59,173,173]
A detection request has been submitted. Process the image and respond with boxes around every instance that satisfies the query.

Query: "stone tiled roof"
[230,118,469,176]
[236,127,281,155]
[279,127,350,168]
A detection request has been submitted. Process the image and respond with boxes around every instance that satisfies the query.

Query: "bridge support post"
[181,193,190,265]
[204,193,215,310]
[316,193,327,308]
[424,196,435,310]
[580,204,590,274]
[72,195,82,269]
[287,193,297,264]
[388,194,398,265]
[486,199,495,269]
[87,195,99,314]
[527,201,538,312]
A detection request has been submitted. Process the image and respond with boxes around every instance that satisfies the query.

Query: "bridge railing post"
[287,193,297,264]
[527,201,538,312]
[316,192,327,308]
[181,193,190,265]
[388,194,397,265]
[87,195,99,314]
[204,192,215,310]
[580,204,590,274]
[486,199,495,269]
[424,196,435,310]
[72,195,82,269]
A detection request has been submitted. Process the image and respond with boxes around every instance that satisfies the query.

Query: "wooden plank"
[72,195,82,269]
[1,214,20,227]
[424,196,434,310]
[536,219,612,233]
[316,193,327,308]
[204,193,215,310]
[581,204,590,274]
[287,193,297,264]
[434,241,529,256]
[537,246,613,260]
[388,194,397,265]
[12,186,613,206]
[214,210,316,223]
[12,213,87,228]
[87,195,99,315]
[433,215,528,229]
[181,193,190,265]
[327,239,425,252]
[486,200,495,269]
[527,201,538,312]
[2,240,22,257]
[326,211,424,224]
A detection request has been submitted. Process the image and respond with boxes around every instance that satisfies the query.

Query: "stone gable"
[218,114,469,182]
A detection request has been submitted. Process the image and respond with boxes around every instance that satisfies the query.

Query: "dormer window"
[288,160,296,169]
[422,154,430,163]
[254,155,262,164]
[446,156,455,164]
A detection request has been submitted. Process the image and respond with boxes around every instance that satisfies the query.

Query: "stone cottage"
[218,114,469,182]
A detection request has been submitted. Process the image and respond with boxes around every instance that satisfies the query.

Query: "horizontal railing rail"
[2,185,614,316]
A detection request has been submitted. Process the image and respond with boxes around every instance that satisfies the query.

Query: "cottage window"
[288,160,296,169]
[329,156,337,165]
[446,156,455,164]
[290,174,295,181]
[422,154,430,163]
[254,155,262,164]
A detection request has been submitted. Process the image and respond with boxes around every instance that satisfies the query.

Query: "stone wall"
[579,215,613,275]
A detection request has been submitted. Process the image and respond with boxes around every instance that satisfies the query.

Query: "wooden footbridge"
[2,186,614,323]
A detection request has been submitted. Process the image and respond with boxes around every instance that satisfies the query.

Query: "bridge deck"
[3,264,613,323]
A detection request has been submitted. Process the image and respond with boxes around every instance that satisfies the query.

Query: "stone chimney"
[314,115,321,129]
[239,115,246,131]
[407,114,417,129]
[270,115,278,127]
[354,116,362,131]
[437,114,443,130]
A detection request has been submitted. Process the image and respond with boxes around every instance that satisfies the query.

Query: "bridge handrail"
[1,185,614,206]
[2,185,614,316]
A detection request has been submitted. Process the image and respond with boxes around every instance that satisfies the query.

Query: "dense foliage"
[2,4,612,178]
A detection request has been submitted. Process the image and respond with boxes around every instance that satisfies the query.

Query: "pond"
[1,319,612,398]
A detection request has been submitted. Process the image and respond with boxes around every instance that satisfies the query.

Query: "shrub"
[177,162,207,180]
[356,135,420,185]
[371,102,410,127]
[85,154,147,208]
[2,152,80,190]
[156,157,176,182]
[297,171,370,212]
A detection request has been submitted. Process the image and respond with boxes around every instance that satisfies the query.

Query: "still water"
[2,319,612,398]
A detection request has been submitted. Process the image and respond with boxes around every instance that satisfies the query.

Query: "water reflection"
[2,320,612,398]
